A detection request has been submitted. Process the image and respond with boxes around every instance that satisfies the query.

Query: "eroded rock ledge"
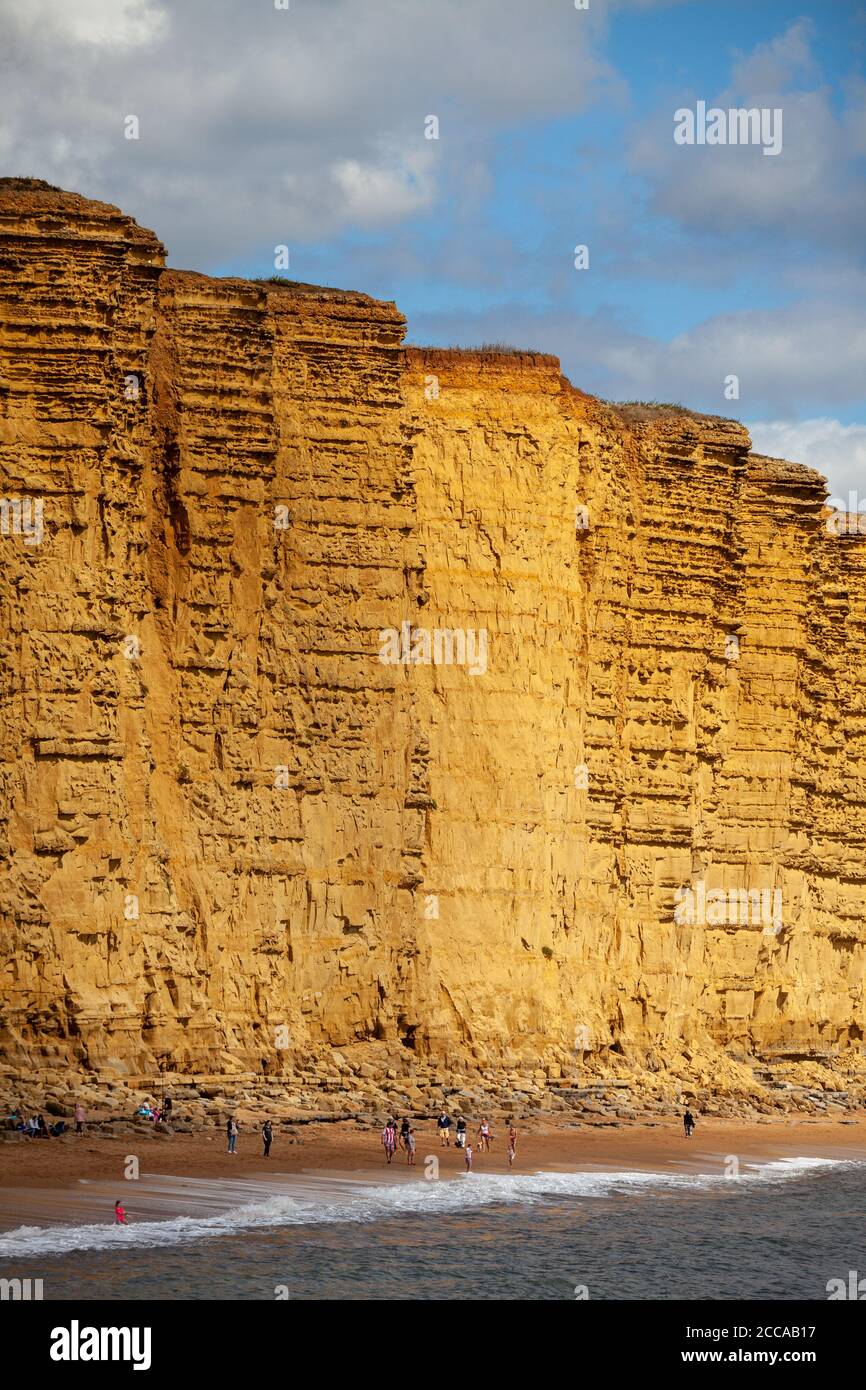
[1,180,863,1107]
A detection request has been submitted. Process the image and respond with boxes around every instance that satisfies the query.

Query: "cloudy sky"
[1,0,864,495]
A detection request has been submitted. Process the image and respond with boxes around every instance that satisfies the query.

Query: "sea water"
[0,1157,861,1301]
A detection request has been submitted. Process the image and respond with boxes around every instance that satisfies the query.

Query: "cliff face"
[1,181,863,1085]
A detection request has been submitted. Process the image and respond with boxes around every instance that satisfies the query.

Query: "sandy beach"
[2,1113,864,1228]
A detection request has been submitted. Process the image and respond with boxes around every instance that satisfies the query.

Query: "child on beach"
[114,1200,127,1225]
[406,1127,416,1165]
[382,1120,397,1164]
[464,1143,473,1172]
[507,1120,517,1166]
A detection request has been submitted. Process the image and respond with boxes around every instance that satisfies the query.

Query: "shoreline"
[2,1114,864,1234]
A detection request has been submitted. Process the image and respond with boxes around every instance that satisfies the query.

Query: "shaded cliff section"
[0,181,863,1087]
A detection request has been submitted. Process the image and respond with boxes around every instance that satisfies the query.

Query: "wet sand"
[1,1114,864,1228]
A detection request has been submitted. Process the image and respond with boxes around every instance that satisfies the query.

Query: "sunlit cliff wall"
[0,181,863,1081]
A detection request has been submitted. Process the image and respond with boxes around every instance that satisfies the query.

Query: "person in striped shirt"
[382,1119,397,1164]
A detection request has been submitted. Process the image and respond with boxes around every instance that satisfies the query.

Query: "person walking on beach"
[507,1119,517,1167]
[683,1108,696,1138]
[399,1116,411,1153]
[382,1119,397,1165]
[74,1102,85,1135]
[406,1127,417,1166]
[227,1115,239,1154]
[464,1143,473,1173]
[477,1118,491,1152]
[162,1095,173,1126]
[455,1115,467,1149]
[262,1119,273,1158]
[437,1110,452,1146]
[114,1200,127,1225]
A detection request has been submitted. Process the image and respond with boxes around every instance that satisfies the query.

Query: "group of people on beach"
[437,1110,517,1166]
[381,1111,518,1171]
[135,1097,173,1125]
[381,1116,418,1164]
[7,1097,177,1137]
[8,1110,67,1138]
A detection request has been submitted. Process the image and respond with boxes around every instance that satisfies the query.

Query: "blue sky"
[3,0,864,491]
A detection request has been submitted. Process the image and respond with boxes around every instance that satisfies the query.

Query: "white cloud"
[0,0,614,266]
[2,0,169,48]
[409,294,866,424]
[747,419,866,501]
[332,146,437,225]
[627,20,866,252]
[634,300,866,415]
[730,17,816,96]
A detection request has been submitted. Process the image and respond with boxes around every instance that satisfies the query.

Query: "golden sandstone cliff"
[1,179,864,1107]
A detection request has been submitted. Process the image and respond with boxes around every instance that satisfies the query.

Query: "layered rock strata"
[0,181,863,1096]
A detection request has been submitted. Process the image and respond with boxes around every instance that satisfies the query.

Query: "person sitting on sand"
[683,1108,696,1138]
[114,1200,127,1225]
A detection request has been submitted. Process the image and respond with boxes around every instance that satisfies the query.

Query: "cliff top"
[0,179,835,491]
[0,176,164,256]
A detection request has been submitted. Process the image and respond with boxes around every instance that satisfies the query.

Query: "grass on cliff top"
[612,398,689,417]
[454,341,537,354]
[405,341,543,356]
[612,399,737,425]
[0,176,63,192]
